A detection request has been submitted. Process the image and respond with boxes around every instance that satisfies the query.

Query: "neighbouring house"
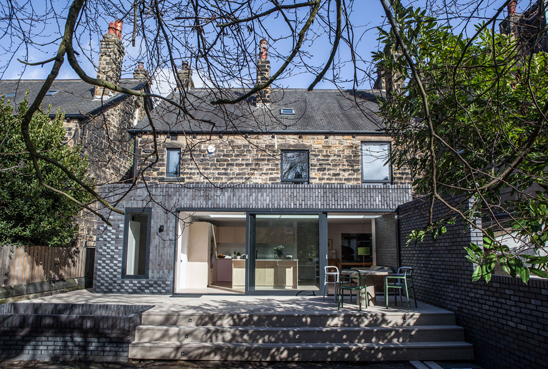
[500,0,547,53]
[0,21,151,299]
[93,39,413,295]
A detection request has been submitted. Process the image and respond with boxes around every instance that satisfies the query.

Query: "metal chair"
[384,266,417,310]
[323,266,340,301]
[338,269,367,311]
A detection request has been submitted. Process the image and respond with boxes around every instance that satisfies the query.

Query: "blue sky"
[0,0,511,96]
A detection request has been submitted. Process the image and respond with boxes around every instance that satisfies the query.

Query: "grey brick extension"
[94,183,412,294]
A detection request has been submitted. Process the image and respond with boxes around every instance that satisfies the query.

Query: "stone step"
[129,341,475,361]
[134,324,465,344]
[141,311,456,327]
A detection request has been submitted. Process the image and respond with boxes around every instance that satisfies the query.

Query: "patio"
[27,289,443,315]
[18,290,475,362]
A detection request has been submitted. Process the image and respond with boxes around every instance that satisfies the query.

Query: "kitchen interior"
[177,211,376,294]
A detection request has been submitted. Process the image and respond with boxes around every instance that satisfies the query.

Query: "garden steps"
[129,341,474,361]
[134,324,466,343]
[129,308,474,361]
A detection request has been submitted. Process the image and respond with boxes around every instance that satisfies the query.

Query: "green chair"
[338,269,367,311]
[384,266,417,310]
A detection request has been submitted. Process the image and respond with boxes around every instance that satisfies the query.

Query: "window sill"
[281,181,309,184]
[160,177,185,182]
[122,275,149,279]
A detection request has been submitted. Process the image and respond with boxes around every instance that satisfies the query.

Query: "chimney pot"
[508,1,517,15]
[108,22,117,35]
[138,62,144,69]
[259,38,268,60]
[115,20,123,40]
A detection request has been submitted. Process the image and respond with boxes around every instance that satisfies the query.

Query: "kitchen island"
[232,259,298,289]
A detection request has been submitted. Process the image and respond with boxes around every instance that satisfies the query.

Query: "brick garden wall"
[0,303,153,362]
[398,197,548,369]
[136,133,412,186]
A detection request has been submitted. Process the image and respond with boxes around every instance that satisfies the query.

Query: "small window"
[362,142,391,183]
[166,148,181,177]
[45,90,60,96]
[3,93,16,97]
[281,150,309,183]
[280,108,295,115]
[122,209,151,278]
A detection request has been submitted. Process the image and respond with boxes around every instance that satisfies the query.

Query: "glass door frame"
[245,211,328,295]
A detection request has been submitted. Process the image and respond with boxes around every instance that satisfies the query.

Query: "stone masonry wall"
[398,197,548,369]
[136,133,412,186]
[63,96,143,250]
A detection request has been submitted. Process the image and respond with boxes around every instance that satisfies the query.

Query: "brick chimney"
[500,1,521,38]
[94,20,125,98]
[256,38,271,105]
[177,61,195,91]
[374,44,404,96]
[508,0,517,15]
[133,61,149,81]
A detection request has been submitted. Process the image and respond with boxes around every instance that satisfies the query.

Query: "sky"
[0,0,516,96]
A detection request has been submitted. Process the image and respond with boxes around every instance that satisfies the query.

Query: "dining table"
[340,268,393,306]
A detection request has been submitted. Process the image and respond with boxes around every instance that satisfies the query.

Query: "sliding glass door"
[247,214,321,292]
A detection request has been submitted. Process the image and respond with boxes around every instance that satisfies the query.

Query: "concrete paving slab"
[0,360,416,369]
[23,289,452,316]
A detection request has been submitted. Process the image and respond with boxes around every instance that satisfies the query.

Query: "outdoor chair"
[338,269,367,311]
[323,266,340,302]
[384,266,417,310]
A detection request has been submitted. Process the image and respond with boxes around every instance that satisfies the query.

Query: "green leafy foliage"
[375,2,548,284]
[0,95,93,247]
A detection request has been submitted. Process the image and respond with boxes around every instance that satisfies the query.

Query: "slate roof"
[0,79,146,119]
[134,88,386,134]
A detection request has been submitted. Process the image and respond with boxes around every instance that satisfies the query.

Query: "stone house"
[0,21,151,296]
[93,40,413,295]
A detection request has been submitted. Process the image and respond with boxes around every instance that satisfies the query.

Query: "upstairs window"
[281,150,309,183]
[166,148,181,177]
[361,142,391,183]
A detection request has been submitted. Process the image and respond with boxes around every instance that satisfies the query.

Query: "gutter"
[127,129,388,136]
